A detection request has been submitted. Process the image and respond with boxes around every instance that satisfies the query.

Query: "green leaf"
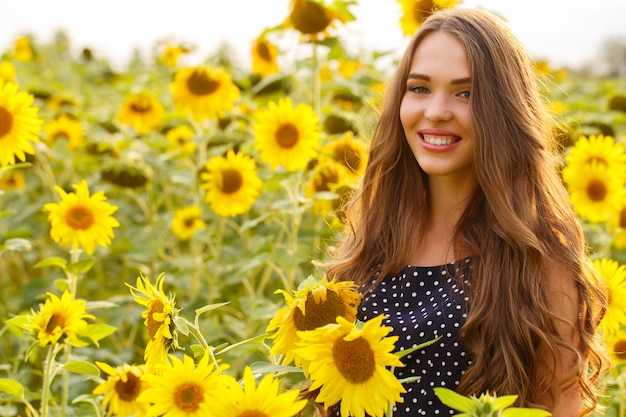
[62,361,100,376]
[433,387,476,413]
[67,257,95,274]
[491,394,519,411]
[214,333,267,355]
[249,361,304,375]
[190,344,205,358]
[502,408,552,417]
[34,257,68,270]
[195,302,230,318]
[1,238,31,252]
[84,323,116,346]
[174,316,190,336]
[394,336,441,359]
[0,378,24,399]
[0,209,17,220]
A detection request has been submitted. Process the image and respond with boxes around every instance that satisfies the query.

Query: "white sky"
[1,0,625,70]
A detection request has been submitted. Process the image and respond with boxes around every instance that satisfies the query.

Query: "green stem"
[61,344,70,417]
[41,344,59,417]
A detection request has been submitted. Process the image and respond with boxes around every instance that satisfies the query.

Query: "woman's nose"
[424,94,453,122]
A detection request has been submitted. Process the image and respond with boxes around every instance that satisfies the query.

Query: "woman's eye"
[410,86,429,94]
[458,90,471,99]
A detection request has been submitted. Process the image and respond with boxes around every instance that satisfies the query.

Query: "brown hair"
[326,7,607,415]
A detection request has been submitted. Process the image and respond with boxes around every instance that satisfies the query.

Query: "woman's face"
[400,31,474,182]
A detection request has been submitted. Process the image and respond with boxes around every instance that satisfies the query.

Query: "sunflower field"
[1,1,626,417]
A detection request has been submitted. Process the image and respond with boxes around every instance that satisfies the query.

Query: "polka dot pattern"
[335,259,472,417]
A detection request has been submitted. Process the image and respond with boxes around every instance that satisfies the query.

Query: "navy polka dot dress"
[335,258,473,416]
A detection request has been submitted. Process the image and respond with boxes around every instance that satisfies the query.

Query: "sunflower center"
[293,290,346,331]
[257,41,272,62]
[146,300,165,338]
[0,106,13,138]
[115,372,142,401]
[412,0,435,24]
[184,217,196,228]
[614,340,626,361]
[130,97,153,114]
[332,336,376,383]
[52,131,69,141]
[238,410,269,417]
[174,382,204,412]
[45,313,64,333]
[275,123,300,149]
[220,169,243,194]
[290,0,332,35]
[586,179,607,201]
[339,146,362,173]
[187,71,220,96]
[65,206,95,230]
[620,208,626,228]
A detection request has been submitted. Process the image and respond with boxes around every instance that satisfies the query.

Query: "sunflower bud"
[101,159,151,188]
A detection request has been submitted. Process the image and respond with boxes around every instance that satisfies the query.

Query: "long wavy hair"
[325,7,608,415]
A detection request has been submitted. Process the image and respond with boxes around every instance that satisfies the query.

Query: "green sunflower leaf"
[62,361,100,376]
[433,387,476,413]
[0,378,24,399]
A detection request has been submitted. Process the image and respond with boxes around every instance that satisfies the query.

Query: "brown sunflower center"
[45,313,64,333]
[187,71,220,96]
[275,123,299,149]
[412,0,435,25]
[586,179,607,201]
[332,335,376,383]
[290,0,332,35]
[115,372,142,402]
[257,41,272,62]
[620,208,626,228]
[613,339,626,361]
[293,290,346,331]
[65,206,95,230]
[315,168,339,193]
[0,106,13,137]
[184,217,196,228]
[52,131,69,141]
[220,169,243,194]
[146,300,165,338]
[238,410,269,417]
[130,97,153,114]
[174,382,204,412]
[338,145,362,173]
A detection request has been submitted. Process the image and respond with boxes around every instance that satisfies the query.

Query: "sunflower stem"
[41,343,60,417]
[60,343,71,417]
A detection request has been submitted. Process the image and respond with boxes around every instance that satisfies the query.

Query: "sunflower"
[171,206,206,241]
[13,36,34,61]
[93,362,149,417]
[0,80,43,167]
[564,160,625,224]
[117,92,165,135]
[604,331,626,373]
[294,314,406,417]
[320,131,369,180]
[563,134,626,184]
[592,258,626,335]
[305,161,350,215]
[0,170,26,190]
[200,149,263,217]
[28,290,95,347]
[265,275,361,366]
[165,124,196,153]
[286,0,355,42]
[138,353,233,417]
[211,366,307,417]
[158,43,190,67]
[397,0,459,36]
[44,114,86,150]
[170,66,240,122]
[127,273,179,372]
[43,180,120,256]
[251,36,280,76]
[253,97,320,172]
[0,61,16,83]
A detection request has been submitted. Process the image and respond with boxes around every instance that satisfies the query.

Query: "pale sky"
[2,0,624,70]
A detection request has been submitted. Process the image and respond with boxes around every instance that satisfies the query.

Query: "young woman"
[325,7,608,417]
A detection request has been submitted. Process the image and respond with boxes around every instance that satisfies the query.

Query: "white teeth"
[422,135,457,145]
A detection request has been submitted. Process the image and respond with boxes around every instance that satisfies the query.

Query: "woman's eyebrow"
[406,73,471,85]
